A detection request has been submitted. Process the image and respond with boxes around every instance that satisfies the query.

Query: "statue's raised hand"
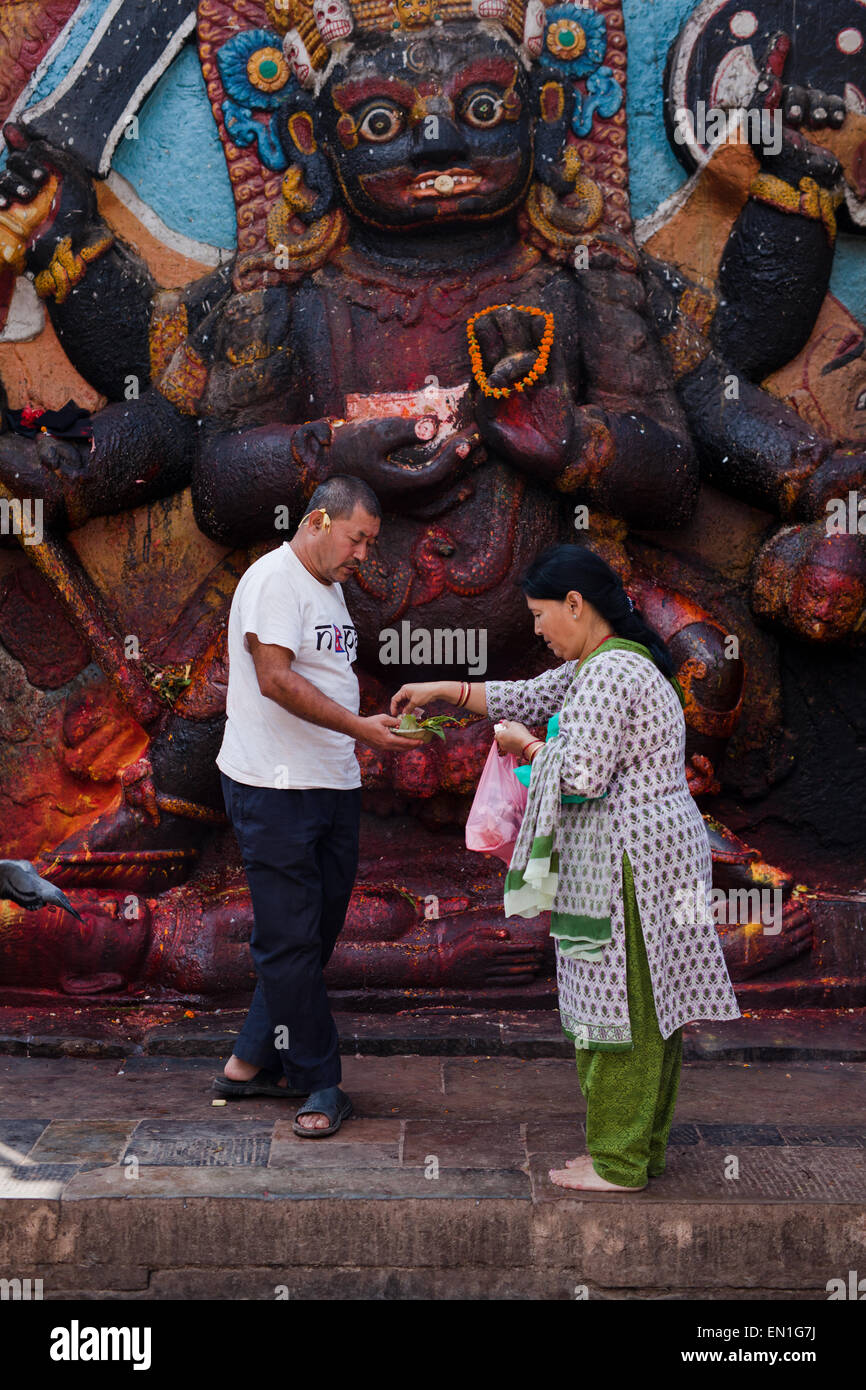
[0,124,96,275]
[469,303,556,394]
[470,302,582,480]
[748,32,846,187]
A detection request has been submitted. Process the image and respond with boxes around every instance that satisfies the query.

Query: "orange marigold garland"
[466,304,555,398]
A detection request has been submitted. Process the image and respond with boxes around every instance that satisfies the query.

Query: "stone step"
[3,1176,865,1301]
[1,1006,865,1061]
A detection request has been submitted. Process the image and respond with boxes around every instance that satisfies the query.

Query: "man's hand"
[356,712,420,752]
[250,638,423,753]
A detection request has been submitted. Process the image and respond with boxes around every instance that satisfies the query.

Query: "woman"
[391,544,741,1192]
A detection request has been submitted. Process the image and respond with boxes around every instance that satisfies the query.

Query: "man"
[214,476,412,1135]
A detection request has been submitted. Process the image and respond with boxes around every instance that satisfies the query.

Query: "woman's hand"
[390,681,454,718]
[493,720,534,758]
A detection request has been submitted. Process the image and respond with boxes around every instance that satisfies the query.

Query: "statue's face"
[392,0,435,26]
[318,27,533,230]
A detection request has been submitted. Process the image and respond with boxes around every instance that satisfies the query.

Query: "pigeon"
[0,860,83,921]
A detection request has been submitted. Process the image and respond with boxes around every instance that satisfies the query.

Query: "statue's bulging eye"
[463,90,506,129]
[856,390,866,412]
[358,105,404,143]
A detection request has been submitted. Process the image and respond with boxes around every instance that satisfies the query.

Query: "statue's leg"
[41,708,227,859]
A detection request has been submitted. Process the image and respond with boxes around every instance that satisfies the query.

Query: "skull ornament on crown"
[279,0,565,90]
[471,0,509,17]
[523,0,546,57]
[313,0,354,42]
[284,28,313,84]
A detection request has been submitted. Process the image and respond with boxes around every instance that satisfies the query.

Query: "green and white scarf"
[503,737,612,962]
[502,637,685,962]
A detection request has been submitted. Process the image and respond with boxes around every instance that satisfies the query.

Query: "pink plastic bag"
[465,743,529,863]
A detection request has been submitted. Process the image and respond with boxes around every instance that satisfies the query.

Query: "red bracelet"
[523,739,544,761]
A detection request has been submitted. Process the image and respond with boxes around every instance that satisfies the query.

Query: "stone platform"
[2,1041,865,1300]
[1,1003,865,1061]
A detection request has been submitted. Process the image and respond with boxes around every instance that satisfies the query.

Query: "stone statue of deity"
[0,0,862,1006]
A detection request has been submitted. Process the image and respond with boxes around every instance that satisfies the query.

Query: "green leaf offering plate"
[393,712,460,743]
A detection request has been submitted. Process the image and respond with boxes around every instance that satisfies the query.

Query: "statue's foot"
[717,893,813,981]
[705,816,795,893]
[438,922,548,987]
[59,970,125,995]
[549,1156,646,1192]
[700,817,814,979]
[46,759,209,857]
[45,802,204,858]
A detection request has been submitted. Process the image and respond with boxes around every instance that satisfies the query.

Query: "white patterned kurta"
[486,643,741,1045]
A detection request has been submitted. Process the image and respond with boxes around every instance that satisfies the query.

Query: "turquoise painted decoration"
[538,4,623,137]
[217,27,294,171]
[574,66,624,135]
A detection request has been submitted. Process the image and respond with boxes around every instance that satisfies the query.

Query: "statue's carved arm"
[0,128,233,402]
[191,284,486,547]
[0,384,198,535]
[191,417,333,548]
[570,266,701,528]
[643,253,864,523]
[710,32,849,382]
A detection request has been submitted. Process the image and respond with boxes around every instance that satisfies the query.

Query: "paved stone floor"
[1,1047,865,1299]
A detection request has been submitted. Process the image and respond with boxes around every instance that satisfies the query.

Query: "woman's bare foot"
[566,1155,664,1178]
[549,1155,646,1191]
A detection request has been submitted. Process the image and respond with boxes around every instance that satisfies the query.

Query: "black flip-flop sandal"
[292,1086,353,1138]
[212,1068,308,1100]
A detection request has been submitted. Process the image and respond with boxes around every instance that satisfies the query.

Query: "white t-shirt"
[216,542,361,790]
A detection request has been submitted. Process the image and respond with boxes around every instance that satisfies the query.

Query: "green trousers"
[574,850,683,1187]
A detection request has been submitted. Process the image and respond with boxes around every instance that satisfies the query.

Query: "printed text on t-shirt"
[315,624,358,660]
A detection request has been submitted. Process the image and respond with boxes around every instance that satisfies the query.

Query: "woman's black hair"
[520,544,675,680]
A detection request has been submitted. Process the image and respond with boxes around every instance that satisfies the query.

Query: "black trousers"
[220,771,361,1091]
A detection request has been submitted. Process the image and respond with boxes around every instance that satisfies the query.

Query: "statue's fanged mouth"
[410,168,484,198]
